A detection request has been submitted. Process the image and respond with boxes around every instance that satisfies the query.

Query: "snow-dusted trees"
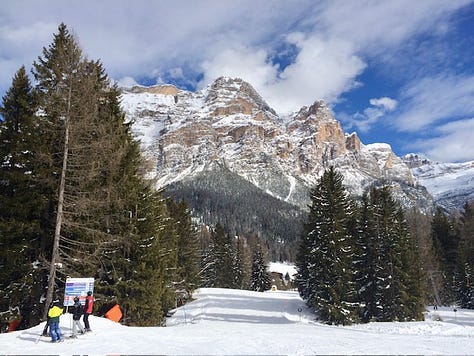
[0,23,190,328]
[0,66,46,328]
[166,199,201,295]
[251,244,271,292]
[200,224,254,290]
[355,187,423,322]
[297,168,424,325]
[455,203,474,309]
[296,167,356,325]
[201,223,234,288]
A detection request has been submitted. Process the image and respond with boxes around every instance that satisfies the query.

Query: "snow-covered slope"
[121,77,433,212]
[405,154,474,210]
[2,288,473,355]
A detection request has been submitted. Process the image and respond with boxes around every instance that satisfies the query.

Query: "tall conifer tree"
[0,66,46,327]
[296,167,356,325]
[28,23,174,325]
[166,199,201,294]
[251,244,271,292]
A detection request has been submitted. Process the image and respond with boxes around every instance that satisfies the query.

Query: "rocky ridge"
[404,154,474,211]
[121,77,433,212]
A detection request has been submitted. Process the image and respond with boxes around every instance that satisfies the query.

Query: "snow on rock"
[121,77,434,212]
[405,154,474,210]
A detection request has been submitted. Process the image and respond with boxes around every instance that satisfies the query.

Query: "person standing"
[42,302,52,336]
[69,297,85,337]
[48,300,64,343]
[83,291,94,332]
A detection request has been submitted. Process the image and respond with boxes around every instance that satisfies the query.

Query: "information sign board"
[63,277,94,306]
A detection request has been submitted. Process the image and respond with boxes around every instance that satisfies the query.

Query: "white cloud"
[199,34,366,115]
[1,0,473,162]
[200,46,279,93]
[1,0,469,113]
[117,76,138,88]
[369,97,398,111]
[342,96,398,133]
[396,74,474,132]
[314,0,472,54]
[411,118,474,162]
[264,34,366,115]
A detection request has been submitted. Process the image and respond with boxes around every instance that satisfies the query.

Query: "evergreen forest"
[0,24,473,331]
[295,167,474,325]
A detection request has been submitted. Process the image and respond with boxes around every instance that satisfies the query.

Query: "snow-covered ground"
[1,288,473,355]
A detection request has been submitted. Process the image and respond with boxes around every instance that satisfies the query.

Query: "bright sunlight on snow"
[1,288,473,355]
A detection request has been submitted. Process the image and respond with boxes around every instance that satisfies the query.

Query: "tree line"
[199,223,272,292]
[0,24,201,330]
[1,23,472,331]
[295,167,474,325]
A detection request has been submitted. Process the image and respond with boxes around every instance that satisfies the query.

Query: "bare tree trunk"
[42,85,72,319]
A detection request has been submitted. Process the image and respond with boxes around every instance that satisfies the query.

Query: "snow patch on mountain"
[405,154,474,210]
[120,77,433,212]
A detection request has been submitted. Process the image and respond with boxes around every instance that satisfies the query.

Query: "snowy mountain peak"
[121,80,434,212]
[205,76,277,117]
[404,155,474,210]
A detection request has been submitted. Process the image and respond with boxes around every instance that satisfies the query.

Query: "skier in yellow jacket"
[47,300,64,342]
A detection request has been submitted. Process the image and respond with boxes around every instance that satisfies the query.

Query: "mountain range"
[120,77,473,257]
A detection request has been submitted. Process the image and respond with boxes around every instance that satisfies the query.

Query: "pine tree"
[431,207,459,303]
[296,167,356,325]
[166,199,201,294]
[251,244,271,292]
[358,187,424,322]
[0,66,47,327]
[232,236,249,289]
[353,194,378,322]
[393,208,424,320]
[455,202,474,309]
[200,223,234,288]
[25,23,175,325]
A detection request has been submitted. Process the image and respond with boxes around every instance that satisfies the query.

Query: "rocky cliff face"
[121,77,433,213]
[404,154,474,211]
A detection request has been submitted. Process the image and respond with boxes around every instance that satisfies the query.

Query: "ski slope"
[1,288,473,355]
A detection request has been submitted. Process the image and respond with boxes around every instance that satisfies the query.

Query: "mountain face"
[120,77,434,258]
[404,154,474,211]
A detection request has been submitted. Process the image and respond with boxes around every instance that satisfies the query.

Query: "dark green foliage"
[297,169,424,325]
[296,167,356,325]
[233,236,250,290]
[454,203,474,308]
[431,207,459,270]
[0,23,182,329]
[355,187,424,322]
[166,164,303,261]
[166,199,201,294]
[251,245,271,292]
[0,66,48,328]
[201,223,235,288]
[430,208,459,303]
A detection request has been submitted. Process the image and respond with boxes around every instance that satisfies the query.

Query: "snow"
[268,261,297,279]
[285,175,296,202]
[2,288,473,355]
[411,161,474,198]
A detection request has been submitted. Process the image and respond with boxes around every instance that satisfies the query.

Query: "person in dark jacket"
[69,297,85,337]
[47,300,64,343]
[83,291,94,332]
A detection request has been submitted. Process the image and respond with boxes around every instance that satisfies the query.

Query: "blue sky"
[1,0,473,162]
